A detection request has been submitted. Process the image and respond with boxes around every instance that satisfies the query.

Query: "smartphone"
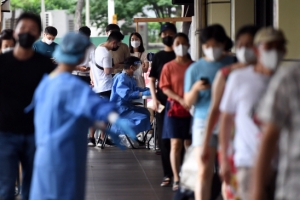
[200,77,210,85]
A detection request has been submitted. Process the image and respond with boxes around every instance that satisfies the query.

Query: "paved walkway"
[85,147,175,200]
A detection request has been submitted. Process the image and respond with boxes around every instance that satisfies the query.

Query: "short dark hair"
[107,31,124,42]
[0,29,16,47]
[123,56,141,69]
[16,12,42,33]
[225,37,233,52]
[45,26,58,36]
[235,25,259,41]
[200,24,228,44]
[173,32,190,44]
[106,24,120,32]
[79,26,91,37]
[129,32,145,53]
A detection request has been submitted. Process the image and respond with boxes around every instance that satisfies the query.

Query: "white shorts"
[192,118,218,147]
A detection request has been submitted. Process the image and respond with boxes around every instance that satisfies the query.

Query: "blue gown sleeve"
[115,76,140,101]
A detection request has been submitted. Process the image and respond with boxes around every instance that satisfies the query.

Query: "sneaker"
[87,137,96,147]
[96,139,103,147]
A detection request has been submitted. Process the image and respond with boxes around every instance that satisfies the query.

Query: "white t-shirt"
[72,44,96,76]
[91,46,113,93]
[220,66,270,167]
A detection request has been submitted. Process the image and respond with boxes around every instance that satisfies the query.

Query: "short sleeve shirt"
[257,64,300,200]
[33,40,58,58]
[111,43,130,73]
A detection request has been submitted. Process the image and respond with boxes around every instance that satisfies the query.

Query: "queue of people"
[0,11,299,200]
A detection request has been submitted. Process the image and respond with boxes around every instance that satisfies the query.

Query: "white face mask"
[131,40,140,48]
[203,47,223,61]
[260,47,284,70]
[236,47,256,64]
[174,44,189,57]
[2,47,14,54]
[45,38,53,45]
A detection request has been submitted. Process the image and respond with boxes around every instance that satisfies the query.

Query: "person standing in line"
[0,29,16,53]
[184,24,235,200]
[104,24,130,74]
[159,33,193,191]
[88,31,125,146]
[149,22,177,187]
[200,25,259,199]
[33,26,58,58]
[129,32,149,88]
[72,26,96,85]
[219,27,287,200]
[0,12,55,200]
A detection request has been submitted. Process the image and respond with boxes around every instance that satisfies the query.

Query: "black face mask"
[18,33,36,49]
[162,36,173,47]
[112,45,119,51]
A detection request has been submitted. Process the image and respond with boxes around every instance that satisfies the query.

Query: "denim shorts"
[192,118,218,148]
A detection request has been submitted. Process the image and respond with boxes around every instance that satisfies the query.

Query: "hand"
[152,98,161,111]
[219,158,231,184]
[90,80,94,87]
[78,66,89,72]
[178,98,190,110]
[200,144,210,163]
[142,90,151,96]
[193,80,210,92]
[114,117,136,140]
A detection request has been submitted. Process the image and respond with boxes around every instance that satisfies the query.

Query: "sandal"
[160,177,171,187]
[172,181,179,191]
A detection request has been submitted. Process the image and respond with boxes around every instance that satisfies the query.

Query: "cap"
[160,22,177,35]
[254,27,287,45]
[53,32,90,65]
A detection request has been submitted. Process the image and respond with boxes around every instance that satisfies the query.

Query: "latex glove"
[142,90,151,96]
[141,87,150,92]
[108,113,136,141]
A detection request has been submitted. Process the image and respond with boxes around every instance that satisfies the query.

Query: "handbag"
[180,146,198,191]
[167,100,191,117]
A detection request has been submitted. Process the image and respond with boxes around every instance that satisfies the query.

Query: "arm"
[163,88,190,110]
[142,62,149,73]
[184,80,209,107]
[219,112,235,184]
[115,77,141,101]
[90,70,94,86]
[149,77,160,111]
[103,56,114,75]
[251,123,280,200]
[201,71,226,161]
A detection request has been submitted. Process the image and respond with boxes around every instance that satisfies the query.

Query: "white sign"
[1,0,10,12]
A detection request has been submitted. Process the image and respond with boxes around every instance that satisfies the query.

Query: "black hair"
[45,26,58,36]
[225,37,233,52]
[79,26,91,37]
[107,31,124,42]
[123,56,141,70]
[173,32,190,44]
[200,24,228,44]
[106,24,120,32]
[0,29,16,47]
[16,12,42,33]
[235,25,259,41]
[129,32,145,53]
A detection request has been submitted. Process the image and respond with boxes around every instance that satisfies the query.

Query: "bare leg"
[170,138,183,182]
[184,139,191,150]
[195,146,217,200]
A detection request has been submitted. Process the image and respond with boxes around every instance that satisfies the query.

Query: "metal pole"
[85,0,90,27]
[41,0,46,30]
[194,0,202,60]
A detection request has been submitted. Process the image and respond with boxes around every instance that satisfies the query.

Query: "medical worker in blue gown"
[27,32,136,200]
[110,56,151,136]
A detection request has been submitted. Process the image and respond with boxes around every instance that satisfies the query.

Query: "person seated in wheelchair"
[110,56,151,135]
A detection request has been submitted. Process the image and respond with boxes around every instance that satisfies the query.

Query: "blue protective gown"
[110,72,151,134]
[28,73,117,200]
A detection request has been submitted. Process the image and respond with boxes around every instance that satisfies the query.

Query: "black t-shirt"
[0,51,54,134]
[149,50,176,105]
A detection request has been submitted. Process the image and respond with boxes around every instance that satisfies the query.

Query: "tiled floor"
[85,147,175,200]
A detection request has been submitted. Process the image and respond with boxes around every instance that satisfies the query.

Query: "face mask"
[260,48,284,70]
[131,40,140,48]
[2,47,14,54]
[174,44,188,57]
[112,46,119,51]
[18,33,36,49]
[45,38,53,45]
[162,36,173,47]
[236,47,256,64]
[203,47,223,61]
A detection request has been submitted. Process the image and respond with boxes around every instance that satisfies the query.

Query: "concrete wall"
[276,0,300,60]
